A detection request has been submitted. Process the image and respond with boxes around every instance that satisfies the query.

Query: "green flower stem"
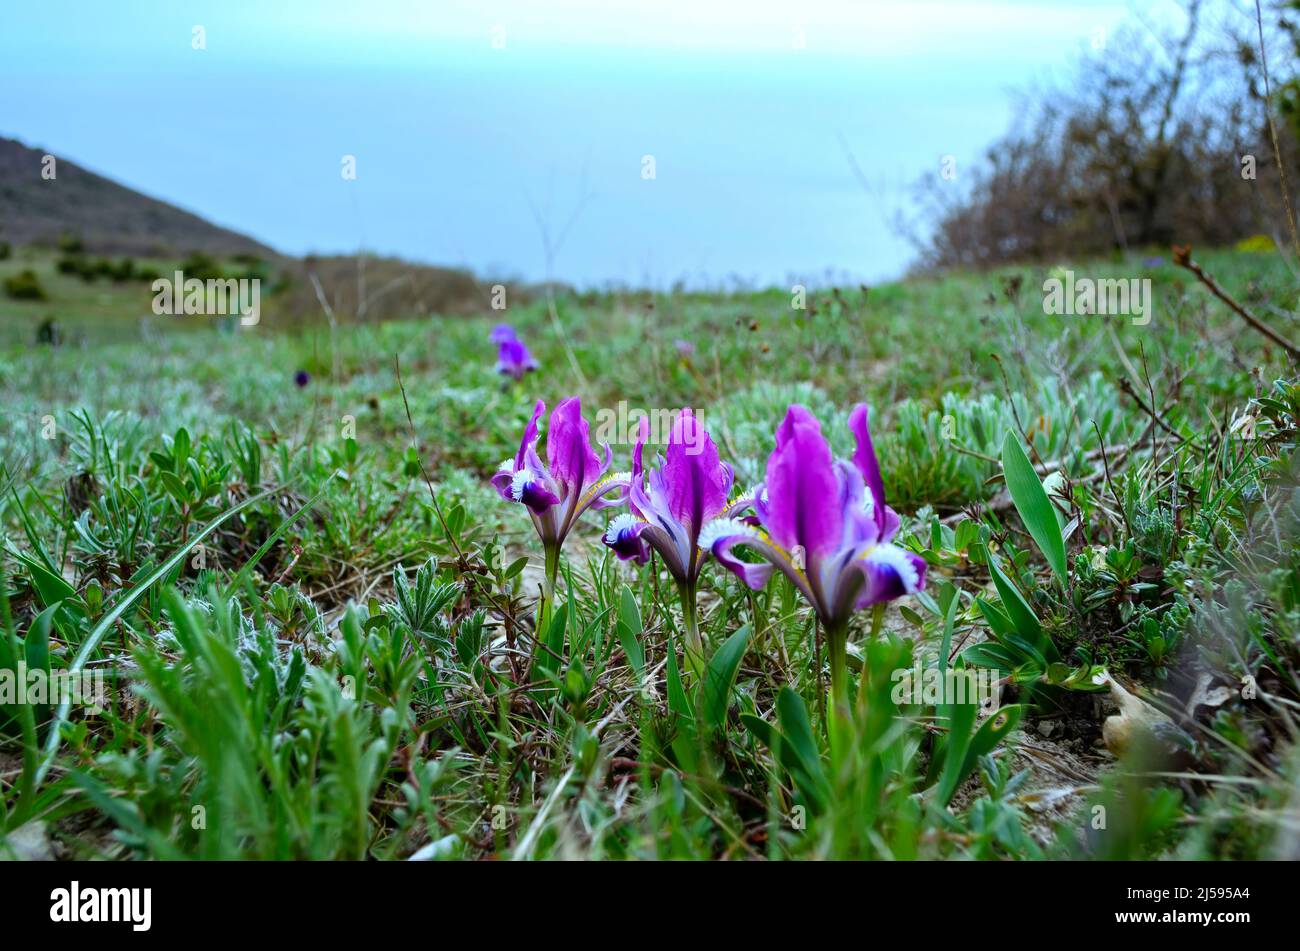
[826,619,851,723]
[536,543,560,640]
[678,581,706,680]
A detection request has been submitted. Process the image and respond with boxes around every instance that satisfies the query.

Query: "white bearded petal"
[697,517,756,551]
[604,512,640,544]
[865,543,922,592]
[510,467,534,501]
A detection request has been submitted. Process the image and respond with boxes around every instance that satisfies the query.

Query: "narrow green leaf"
[616,585,644,681]
[665,635,690,717]
[700,624,749,729]
[774,687,831,811]
[935,587,961,721]
[960,643,1022,671]
[937,686,978,806]
[24,602,57,677]
[959,704,1024,779]
[1000,431,1068,584]
[740,713,776,748]
[975,596,1017,640]
[10,553,75,610]
[537,601,568,675]
[987,553,1042,642]
[775,688,822,781]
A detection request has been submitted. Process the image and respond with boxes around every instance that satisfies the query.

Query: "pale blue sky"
[0,1,1179,288]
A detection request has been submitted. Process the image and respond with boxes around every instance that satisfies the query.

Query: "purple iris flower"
[602,409,737,673]
[699,404,926,705]
[490,324,538,381]
[491,397,630,621]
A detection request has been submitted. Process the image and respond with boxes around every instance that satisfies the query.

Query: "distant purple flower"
[490,324,538,381]
[294,370,310,388]
[673,339,696,358]
[700,404,925,702]
[491,398,630,613]
[1143,256,1165,269]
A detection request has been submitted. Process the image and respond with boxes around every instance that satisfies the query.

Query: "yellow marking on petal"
[576,471,631,509]
[718,522,809,583]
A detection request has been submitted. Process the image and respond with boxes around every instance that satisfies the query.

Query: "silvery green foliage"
[387,559,459,653]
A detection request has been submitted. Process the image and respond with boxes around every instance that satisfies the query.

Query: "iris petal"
[661,408,730,529]
[856,543,927,608]
[511,468,560,513]
[700,517,816,605]
[516,400,546,468]
[604,513,651,564]
[490,458,516,501]
[547,397,602,495]
[764,406,842,558]
[849,403,901,540]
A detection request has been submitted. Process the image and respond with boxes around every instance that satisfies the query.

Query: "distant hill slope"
[0,136,279,258]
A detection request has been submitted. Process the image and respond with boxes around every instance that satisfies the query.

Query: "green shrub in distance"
[3,269,48,300]
[111,257,136,282]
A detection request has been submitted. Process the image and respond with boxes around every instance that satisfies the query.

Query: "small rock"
[1,821,55,861]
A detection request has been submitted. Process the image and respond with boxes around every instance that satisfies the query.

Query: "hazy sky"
[0,1,1176,288]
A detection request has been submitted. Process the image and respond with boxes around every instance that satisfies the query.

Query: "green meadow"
[1,246,1298,859]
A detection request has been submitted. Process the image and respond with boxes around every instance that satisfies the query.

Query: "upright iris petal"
[601,408,736,675]
[849,403,898,540]
[492,397,627,553]
[700,403,926,704]
[547,396,605,499]
[604,408,733,587]
[660,409,731,533]
[491,397,630,643]
[763,406,843,561]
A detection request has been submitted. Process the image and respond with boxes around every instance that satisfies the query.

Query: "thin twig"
[1172,246,1300,360]
[1255,0,1300,263]
[394,355,464,561]
[1094,420,1133,539]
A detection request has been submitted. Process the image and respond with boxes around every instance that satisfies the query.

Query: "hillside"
[0,135,279,258]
